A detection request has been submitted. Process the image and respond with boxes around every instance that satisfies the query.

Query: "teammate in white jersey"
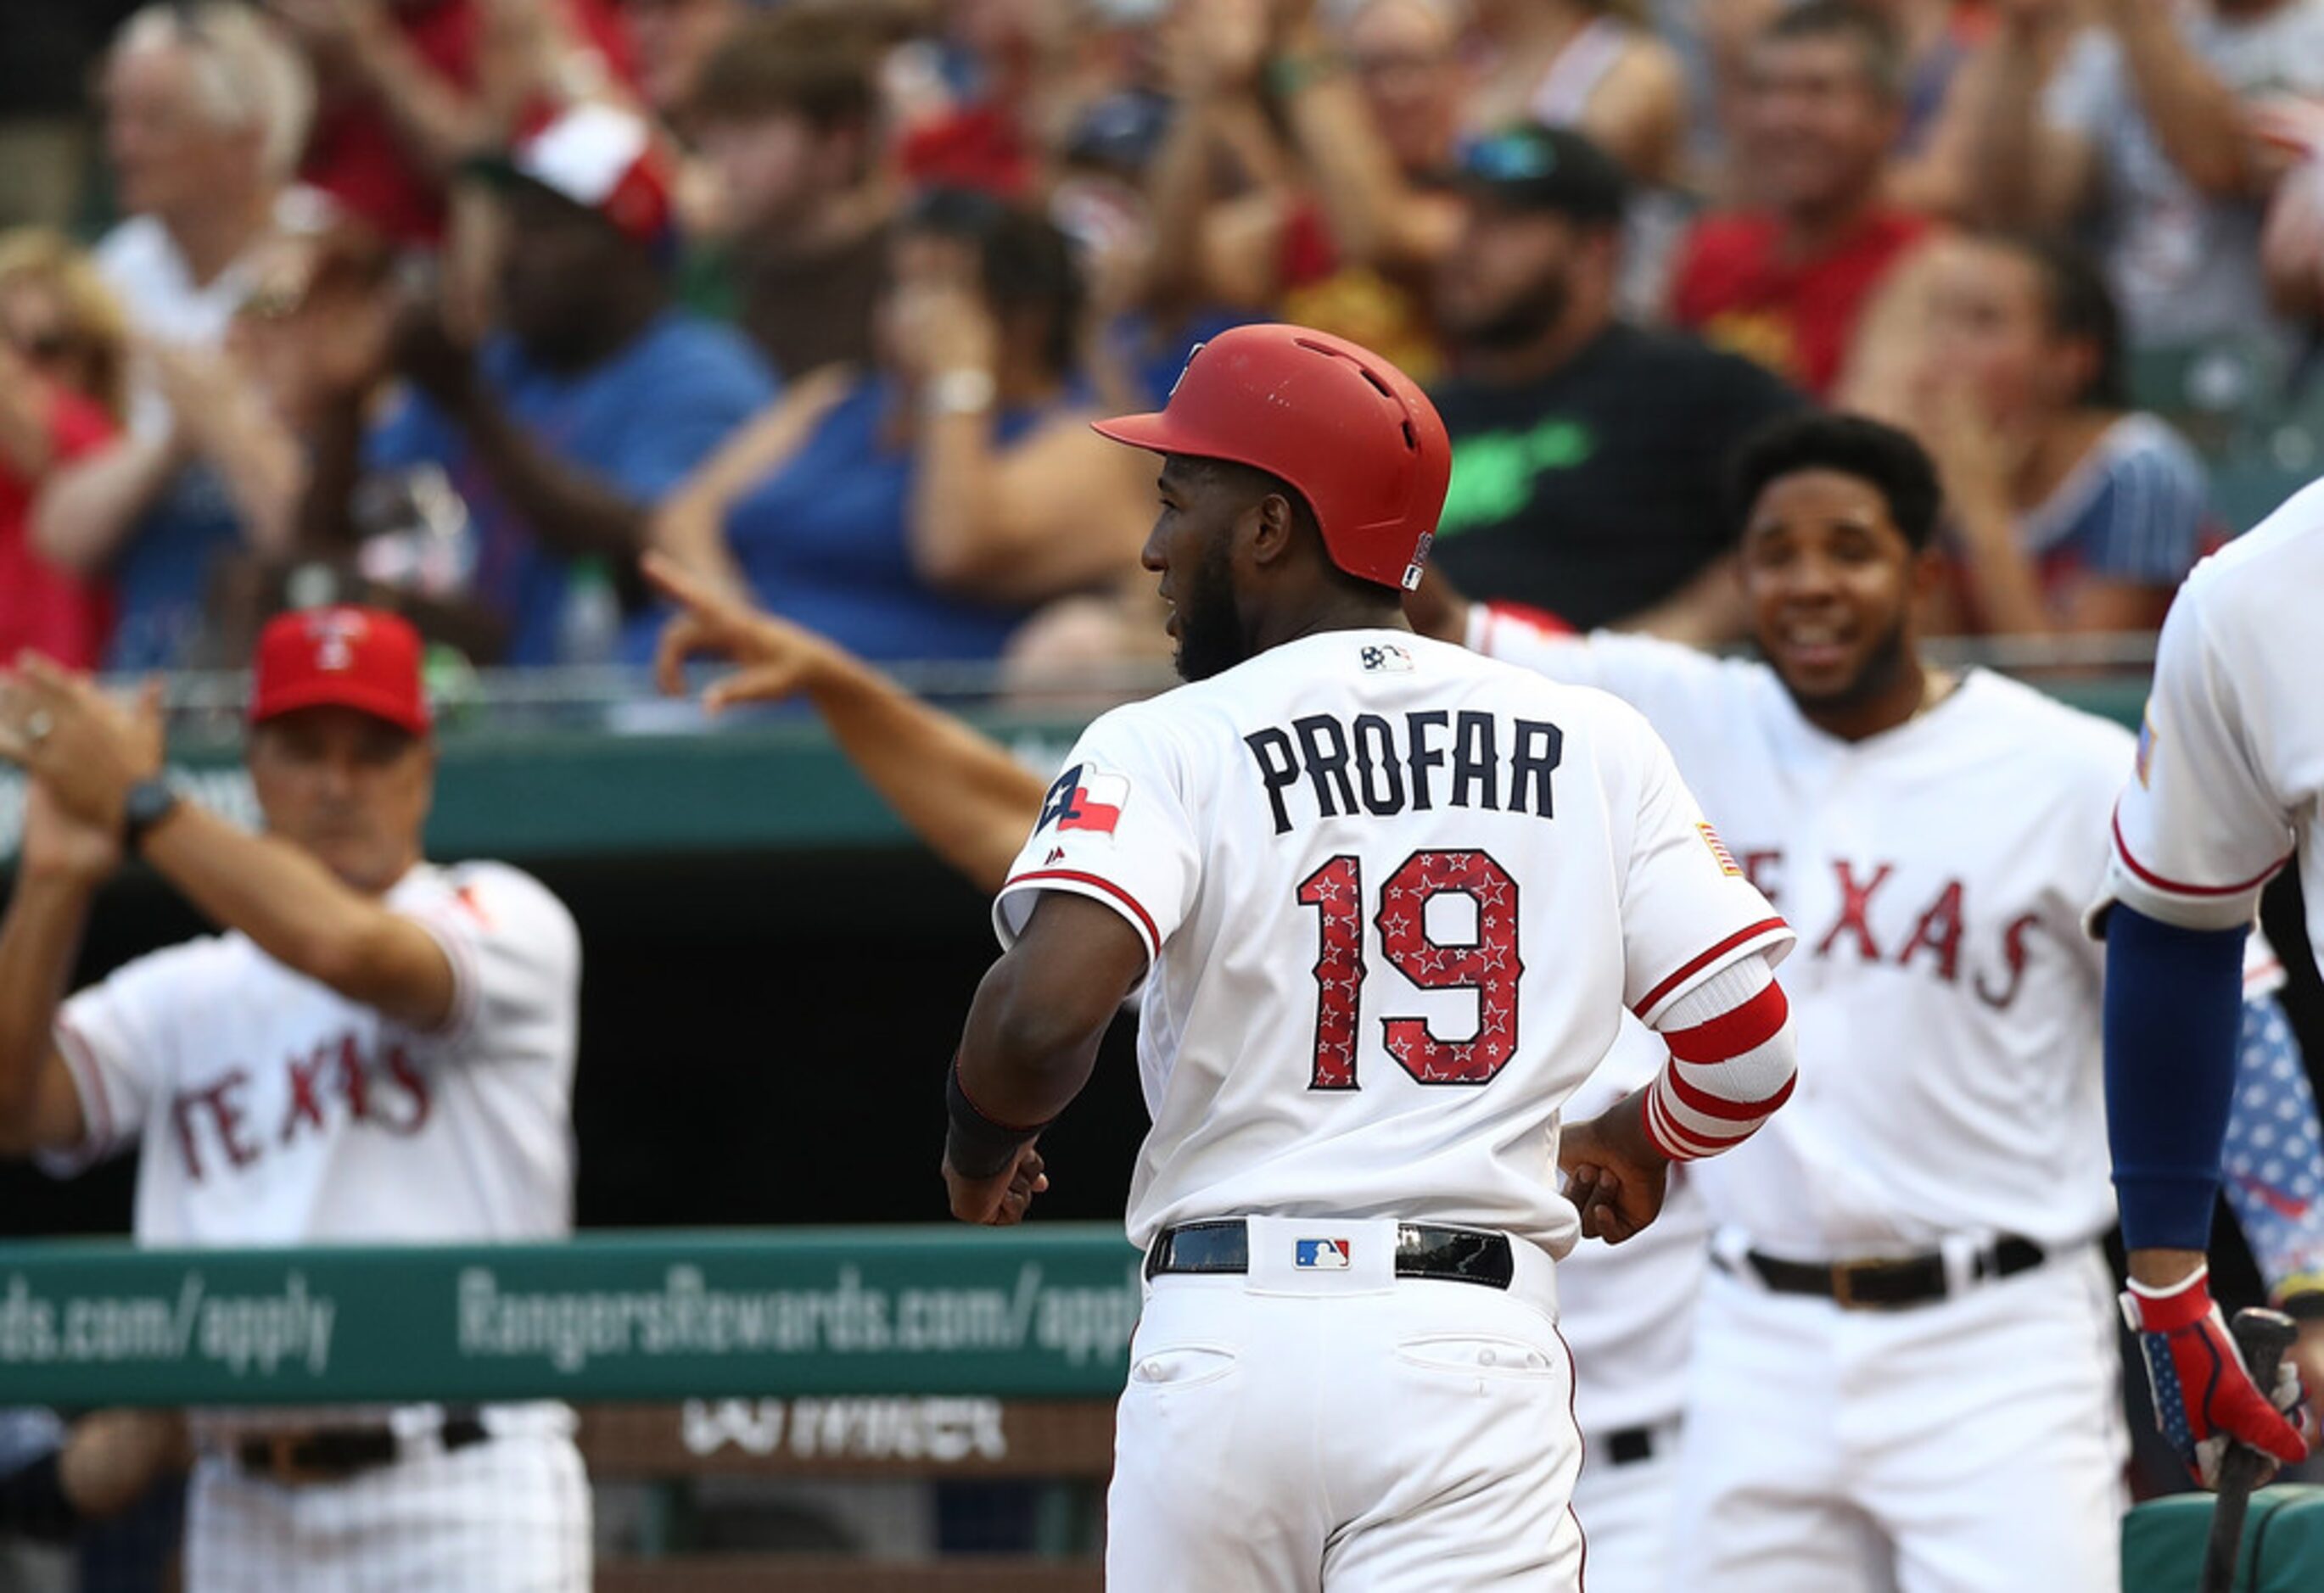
[932,323,1800,1590]
[0,607,586,1590]
[1442,411,2321,1589]
[2092,479,2324,1487]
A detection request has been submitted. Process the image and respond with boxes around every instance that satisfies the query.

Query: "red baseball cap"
[249,607,432,737]
[476,102,675,250]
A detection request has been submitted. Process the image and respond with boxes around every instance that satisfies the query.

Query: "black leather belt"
[1145,1219,1515,1288]
[236,1409,489,1484]
[1736,1236,2046,1310]
[1604,1425,1660,1467]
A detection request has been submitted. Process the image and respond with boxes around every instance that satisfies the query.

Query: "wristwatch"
[924,367,997,418]
[121,777,182,855]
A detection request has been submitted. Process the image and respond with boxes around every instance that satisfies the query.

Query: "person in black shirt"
[1430,127,1805,643]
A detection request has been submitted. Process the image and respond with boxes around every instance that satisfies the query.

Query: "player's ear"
[1908,544,1946,603]
[1246,490,1297,569]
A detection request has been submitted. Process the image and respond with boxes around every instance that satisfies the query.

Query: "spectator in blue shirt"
[310,103,776,665]
[651,190,1151,667]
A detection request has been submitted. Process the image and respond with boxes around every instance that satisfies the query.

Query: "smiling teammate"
[1441,411,2323,1589]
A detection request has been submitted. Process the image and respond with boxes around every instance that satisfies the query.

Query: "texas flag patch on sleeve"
[1038,763,1130,836]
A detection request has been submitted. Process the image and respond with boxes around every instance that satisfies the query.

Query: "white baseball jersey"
[2099,478,2324,964]
[1474,618,2134,1255]
[43,861,580,1247]
[993,629,1792,1255]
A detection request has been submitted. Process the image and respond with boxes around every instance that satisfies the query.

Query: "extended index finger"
[652,613,712,699]
[641,551,740,621]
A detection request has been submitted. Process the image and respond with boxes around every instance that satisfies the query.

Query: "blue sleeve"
[2220,992,2324,1299]
[2103,903,2248,1249]
[363,388,458,474]
[602,338,776,504]
[2081,433,2205,584]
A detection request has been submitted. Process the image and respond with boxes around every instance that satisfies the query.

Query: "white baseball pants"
[1567,1419,1682,1592]
[1106,1216,1584,1592]
[1670,1242,2126,1592]
[184,1427,590,1592]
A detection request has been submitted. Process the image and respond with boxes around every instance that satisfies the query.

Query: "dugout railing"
[0,1227,1141,1589]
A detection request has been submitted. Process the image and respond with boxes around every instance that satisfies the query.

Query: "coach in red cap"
[0,608,588,1585]
[0,606,447,900]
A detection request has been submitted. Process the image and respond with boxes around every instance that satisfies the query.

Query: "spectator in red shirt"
[0,232,126,670]
[270,0,637,246]
[1668,0,1933,398]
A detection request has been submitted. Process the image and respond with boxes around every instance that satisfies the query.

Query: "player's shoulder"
[80,929,248,1009]
[1071,688,1199,764]
[128,930,247,980]
[399,860,580,946]
[1448,640,1690,776]
[1945,671,2134,810]
[2179,481,2324,616]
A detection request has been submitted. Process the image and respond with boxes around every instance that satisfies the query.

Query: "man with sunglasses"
[1430,126,1805,648]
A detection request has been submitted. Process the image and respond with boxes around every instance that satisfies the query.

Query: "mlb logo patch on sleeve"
[1295,1238,1352,1270]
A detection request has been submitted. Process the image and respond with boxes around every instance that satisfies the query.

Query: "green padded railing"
[0,1225,1143,1406]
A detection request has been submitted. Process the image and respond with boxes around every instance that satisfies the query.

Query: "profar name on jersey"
[1244,710,1563,836]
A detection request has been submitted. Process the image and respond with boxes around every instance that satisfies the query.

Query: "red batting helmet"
[1090,325,1452,590]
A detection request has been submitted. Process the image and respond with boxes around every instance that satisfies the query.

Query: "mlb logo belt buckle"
[1294,1238,1353,1270]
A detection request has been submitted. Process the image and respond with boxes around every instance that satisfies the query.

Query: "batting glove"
[2123,1266,2310,1488]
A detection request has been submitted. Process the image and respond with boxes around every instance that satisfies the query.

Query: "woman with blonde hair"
[0,231,130,668]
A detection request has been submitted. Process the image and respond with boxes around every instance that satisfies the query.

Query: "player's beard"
[1444,265,1572,353]
[1172,533,1248,682]
[1778,606,1913,716]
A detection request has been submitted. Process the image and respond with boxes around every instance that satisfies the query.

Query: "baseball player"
[937,323,1802,1590]
[2093,476,2324,1488]
[646,548,1711,1590]
[1440,411,2320,1589]
[0,608,586,1591]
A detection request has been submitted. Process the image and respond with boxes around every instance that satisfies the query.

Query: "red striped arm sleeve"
[1640,958,1799,1163]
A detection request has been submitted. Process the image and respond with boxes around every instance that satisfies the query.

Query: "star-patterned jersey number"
[1296,857,1365,1089]
[1294,849,1524,1090]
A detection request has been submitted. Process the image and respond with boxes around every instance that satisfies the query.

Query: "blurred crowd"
[3,0,2322,684]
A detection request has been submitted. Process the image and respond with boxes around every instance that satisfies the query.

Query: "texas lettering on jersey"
[1738,852,2041,1010]
[1470,617,2139,1252]
[165,1033,430,1183]
[47,861,580,1247]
